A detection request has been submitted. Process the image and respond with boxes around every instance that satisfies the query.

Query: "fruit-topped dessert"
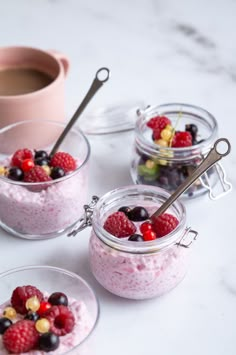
[89,185,197,300]
[0,285,93,354]
[131,103,218,198]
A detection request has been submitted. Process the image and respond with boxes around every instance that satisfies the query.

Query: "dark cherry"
[185,124,198,140]
[48,292,68,306]
[0,317,12,334]
[128,206,149,221]
[39,332,60,352]
[34,150,48,159]
[8,167,24,181]
[24,312,40,322]
[35,157,49,166]
[118,206,132,216]
[128,234,144,242]
[51,167,65,180]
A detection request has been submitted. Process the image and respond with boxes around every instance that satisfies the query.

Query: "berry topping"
[44,305,75,336]
[39,332,60,352]
[140,222,153,234]
[21,159,35,172]
[50,152,76,173]
[147,116,171,130]
[128,207,149,222]
[152,213,179,238]
[8,167,24,181]
[3,320,39,353]
[103,211,136,238]
[24,312,40,322]
[37,301,52,317]
[171,131,192,148]
[51,167,66,180]
[11,148,33,168]
[48,292,68,306]
[34,150,49,160]
[35,157,49,166]
[11,285,43,314]
[35,318,51,333]
[24,166,52,183]
[0,318,12,334]
[128,234,144,242]
[143,230,157,241]
[118,206,132,216]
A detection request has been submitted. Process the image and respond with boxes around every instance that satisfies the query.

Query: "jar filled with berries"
[131,103,219,198]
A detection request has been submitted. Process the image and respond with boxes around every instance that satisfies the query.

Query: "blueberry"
[118,206,132,216]
[24,312,40,322]
[35,157,49,166]
[128,207,149,221]
[34,150,48,159]
[51,167,65,180]
[8,167,24,181]
[48,292,68,306]
[128,234,144,242]
[39,332,60,352]
[0,317,12,334]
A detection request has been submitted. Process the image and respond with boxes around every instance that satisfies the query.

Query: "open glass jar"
[70,185,198,300]
[131,103,223,198]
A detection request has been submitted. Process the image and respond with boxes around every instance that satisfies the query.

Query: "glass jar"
[86,185,198,300]
[131,103,220,198]
[0,120,90,239]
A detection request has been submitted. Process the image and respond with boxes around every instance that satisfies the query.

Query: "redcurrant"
[140,222,153,234]
[143,230,157,241]
[38,301,51,316]
[21,159,35,172]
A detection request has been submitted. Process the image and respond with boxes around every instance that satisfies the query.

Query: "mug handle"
[47,50,70,76]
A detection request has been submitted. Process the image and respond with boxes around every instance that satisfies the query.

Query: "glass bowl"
[0,265,99,355]
[0,120,90,239]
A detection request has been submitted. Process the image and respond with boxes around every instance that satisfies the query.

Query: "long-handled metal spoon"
[49,67,110,157]
[151,138,231,219]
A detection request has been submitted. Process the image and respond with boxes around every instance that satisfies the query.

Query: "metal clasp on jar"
[176,227,198,248]
[68,196,99,237]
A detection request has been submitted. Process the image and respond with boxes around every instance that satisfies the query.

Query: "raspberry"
[103,211,136,238]
[3,320,39,353]
[24,166,52,183]
[11,149,33,168]
[44,305,75,336]
[147,116,171,130]
[171,131,192,148]
[152,127,162,140]
[152,213,179,238]
[50,152,76,173]
[11,285,43,314]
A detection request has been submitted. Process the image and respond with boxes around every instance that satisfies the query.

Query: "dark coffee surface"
[0,68,53,96]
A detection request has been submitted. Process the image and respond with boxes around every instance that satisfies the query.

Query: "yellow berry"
[0,166,6,176]
[3,307,17,320]
[165,124,173,131]
[42,165,51,176]
[161,129,172,141]
[26,296,40,312]
[145,160,155,169]
[155,139,168,147]
[35,318,50,333]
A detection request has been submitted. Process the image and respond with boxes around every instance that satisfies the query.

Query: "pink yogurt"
[0,296,93,355]
[0,159,88,238]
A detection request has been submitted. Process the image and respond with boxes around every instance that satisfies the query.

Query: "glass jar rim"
[0,265,100,353]
[92,185,187,254]
[0,119,91,186]
[135,102,218,159]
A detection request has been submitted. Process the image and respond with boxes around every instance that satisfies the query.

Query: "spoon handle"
[50,67,110,157]
[151,138,231,219]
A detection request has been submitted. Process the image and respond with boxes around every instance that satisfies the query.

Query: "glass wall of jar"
[89,185,197,300]
[131,103,218,198]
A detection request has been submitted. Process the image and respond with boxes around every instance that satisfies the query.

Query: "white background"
[0,1,235,355]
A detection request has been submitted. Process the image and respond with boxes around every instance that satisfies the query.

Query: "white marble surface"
[0,1,235,354]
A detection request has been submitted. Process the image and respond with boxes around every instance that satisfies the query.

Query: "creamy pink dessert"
[89,205,190,299]
[0,292,93,354]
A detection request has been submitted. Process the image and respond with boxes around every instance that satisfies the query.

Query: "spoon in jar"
[151,138,231,220]
[49,67,110,157]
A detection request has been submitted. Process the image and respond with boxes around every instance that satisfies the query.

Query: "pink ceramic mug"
[0,46,69,129]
